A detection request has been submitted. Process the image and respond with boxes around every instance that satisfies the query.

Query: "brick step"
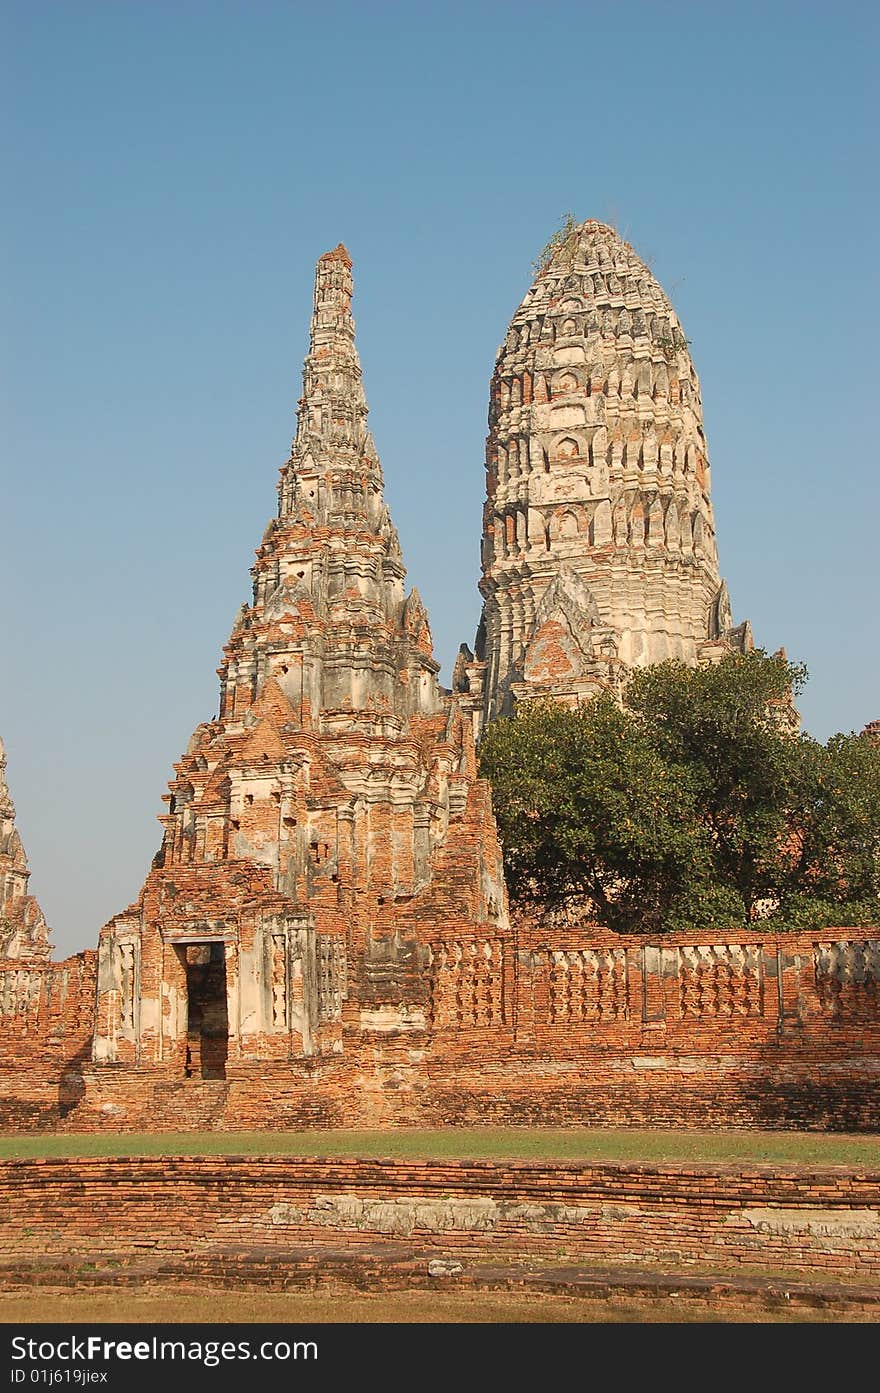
[1,1244,877,1317]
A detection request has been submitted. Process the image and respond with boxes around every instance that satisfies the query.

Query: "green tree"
[478,692,740,934]
[773,729,880,927]
[624,652,807,919]
[478,651,880,933]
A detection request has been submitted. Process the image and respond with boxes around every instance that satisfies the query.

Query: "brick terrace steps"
[3,1154,878,1303]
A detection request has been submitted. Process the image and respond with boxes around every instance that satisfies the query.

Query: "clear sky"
[2,1,878,958]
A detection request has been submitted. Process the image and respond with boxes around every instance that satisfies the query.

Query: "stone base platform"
[1,1154,877,1317]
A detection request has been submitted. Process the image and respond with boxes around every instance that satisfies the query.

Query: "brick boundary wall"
[0,1156,878,1287]
[1,929,877,1132]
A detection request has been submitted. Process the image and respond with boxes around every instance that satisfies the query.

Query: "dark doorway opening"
[182,942,228,1079]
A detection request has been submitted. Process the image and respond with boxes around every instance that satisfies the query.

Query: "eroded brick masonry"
[2,1156,878,1291]
[1,227,877,1131]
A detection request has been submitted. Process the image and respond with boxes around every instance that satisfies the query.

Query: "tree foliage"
[477,652,880,933]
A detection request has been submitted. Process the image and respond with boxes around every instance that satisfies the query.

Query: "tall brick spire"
[219,245,439,727]
[88,243,508,1073]
[284,244,370,482]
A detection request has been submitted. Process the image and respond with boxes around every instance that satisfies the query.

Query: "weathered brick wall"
[0,1156,877,1284]
[1,928,877,1132]
[484,923,880,1131]
[0,951,96,1127]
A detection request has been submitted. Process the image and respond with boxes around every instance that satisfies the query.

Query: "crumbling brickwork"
[1,1156,877,1290]
[0,245,508,1122]
[1,923,875,1132]
[0,739,96,1127]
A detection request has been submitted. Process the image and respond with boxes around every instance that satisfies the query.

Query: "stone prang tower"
[90,245,507,1079]
[456,219,751,730]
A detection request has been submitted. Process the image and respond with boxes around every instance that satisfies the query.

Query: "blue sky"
[2,1,878,957]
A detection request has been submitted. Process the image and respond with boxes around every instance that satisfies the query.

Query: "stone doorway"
[181,942,229,1079]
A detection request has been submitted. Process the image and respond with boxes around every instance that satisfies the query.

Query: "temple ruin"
[88,244,507,1079]
[0,228,877,1132]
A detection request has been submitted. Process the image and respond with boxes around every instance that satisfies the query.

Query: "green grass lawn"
[1,1127,878,1165]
